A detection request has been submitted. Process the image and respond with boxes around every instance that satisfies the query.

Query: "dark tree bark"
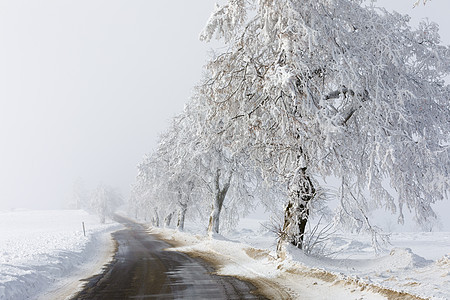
[177,181,194,231]
[164,211,174,227]
[277,167,315,253]
[177,202,188,231]
[208,169,232,234]
[153,208,160,227]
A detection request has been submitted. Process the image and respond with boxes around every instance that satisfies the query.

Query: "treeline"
[129,0,449,254]
[71,181,123,224]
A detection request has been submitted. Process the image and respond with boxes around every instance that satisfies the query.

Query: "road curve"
[71,215,266,300]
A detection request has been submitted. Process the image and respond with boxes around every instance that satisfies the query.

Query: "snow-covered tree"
[90,184,123,223]
[199,0,450,251]
[155,116,204,230]
[181,95,278,235]
[131,152,167,225]
[131,121,204,230]
[131,94,278,234]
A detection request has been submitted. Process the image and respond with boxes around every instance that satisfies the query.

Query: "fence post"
[82,222,86,237]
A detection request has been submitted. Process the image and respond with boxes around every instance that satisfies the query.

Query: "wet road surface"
[71,215,266,299]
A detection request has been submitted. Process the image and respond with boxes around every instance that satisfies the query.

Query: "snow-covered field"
[152,217,450,300]
[0,210,121,300]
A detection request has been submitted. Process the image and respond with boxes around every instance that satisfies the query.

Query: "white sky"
[0,0,448,210]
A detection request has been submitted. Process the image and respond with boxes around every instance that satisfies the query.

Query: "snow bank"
[280,233,450,300]
[227,219,450,299]
[0,210,121,300]
[385,248,431,269]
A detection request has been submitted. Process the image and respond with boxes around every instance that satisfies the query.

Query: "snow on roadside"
[149,226,388,299]
[148,218,449,300]
[0,210,121,300]
[230,219,450,299]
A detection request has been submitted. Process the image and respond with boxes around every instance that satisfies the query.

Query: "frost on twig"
[413,0,429,7]
[265,214,338,257]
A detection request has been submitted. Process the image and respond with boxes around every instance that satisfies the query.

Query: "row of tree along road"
[72,181,123,224]
[129,0,449,256]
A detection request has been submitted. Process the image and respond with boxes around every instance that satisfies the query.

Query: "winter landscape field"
[0,209,449,299]
[0,210,121,300]
[1,0,449,299]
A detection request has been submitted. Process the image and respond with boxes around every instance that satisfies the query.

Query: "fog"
[0,1,448,212]
[0,0,215,209]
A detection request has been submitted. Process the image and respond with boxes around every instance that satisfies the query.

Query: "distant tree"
[131,122,203,230]
[90,184,123,223]
[177,97,277,235]
[199,0,450,253]
[154,115,204,231]
[131,95,278,234]
[130,154,162,224]
[417,214,443,232]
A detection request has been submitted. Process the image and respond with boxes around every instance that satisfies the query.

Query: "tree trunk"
[177,202,188,231]
[208,198,224,234]
[208,169,232,235]
[164,211,174,227]
[153,208,160,227]
[177,182,194,231]
[277,167,315,254]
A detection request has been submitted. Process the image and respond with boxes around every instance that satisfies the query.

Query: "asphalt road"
[71,215,266,300]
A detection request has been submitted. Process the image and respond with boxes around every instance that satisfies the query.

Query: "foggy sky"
[0,1,449,210]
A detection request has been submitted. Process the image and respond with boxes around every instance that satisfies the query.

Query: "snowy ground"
[151,217,450,300]
[1,209,448,299]
[0,210,121,300]
[234,218,450,299]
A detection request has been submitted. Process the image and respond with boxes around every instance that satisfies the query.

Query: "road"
[71,215,267,300]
